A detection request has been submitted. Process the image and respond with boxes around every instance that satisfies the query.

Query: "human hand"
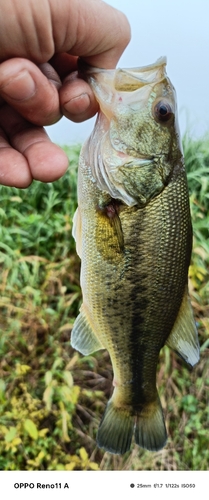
[0,0,130,187]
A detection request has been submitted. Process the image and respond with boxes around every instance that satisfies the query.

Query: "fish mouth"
[114,57,167,91]
[78,57,168,116]
[78,57,167,92]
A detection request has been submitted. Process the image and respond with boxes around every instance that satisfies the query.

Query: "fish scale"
[71,57,199,454]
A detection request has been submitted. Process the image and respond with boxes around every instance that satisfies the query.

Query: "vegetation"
[0,136,208,471]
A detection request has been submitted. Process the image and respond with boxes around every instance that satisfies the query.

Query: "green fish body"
[71,58,199,454]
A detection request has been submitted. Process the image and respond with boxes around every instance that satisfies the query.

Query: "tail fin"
[97,400,134,455]
[134,397,167,451]
[97,395,167,455]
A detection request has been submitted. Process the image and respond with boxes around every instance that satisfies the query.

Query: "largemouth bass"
[71,57,199,454]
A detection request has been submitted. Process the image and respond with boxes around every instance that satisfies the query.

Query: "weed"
[0,137,208,470]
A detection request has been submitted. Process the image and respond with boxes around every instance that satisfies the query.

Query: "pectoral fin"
[96,207,124,262]
[72,207,82,258]
[166,287,199,367]
[71,304,104,355]
[109,212,124,251]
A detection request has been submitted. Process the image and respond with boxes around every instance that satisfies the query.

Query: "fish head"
[83,58,183,207]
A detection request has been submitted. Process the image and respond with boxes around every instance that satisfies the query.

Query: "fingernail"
[1,71,36,101]
[64,93,91,114]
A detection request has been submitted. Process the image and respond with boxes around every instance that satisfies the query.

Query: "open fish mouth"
[79,56,167,93]
[78,57,173,121]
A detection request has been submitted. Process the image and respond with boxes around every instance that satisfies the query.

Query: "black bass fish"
[71,57,199,454]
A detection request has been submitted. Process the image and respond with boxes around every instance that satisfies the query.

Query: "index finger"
[51,0,131,69]
[0,1,131,70]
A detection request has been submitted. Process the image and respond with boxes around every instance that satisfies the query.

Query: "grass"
[0,136,208,471]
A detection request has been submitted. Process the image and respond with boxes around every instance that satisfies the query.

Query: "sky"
[46,0,209,146]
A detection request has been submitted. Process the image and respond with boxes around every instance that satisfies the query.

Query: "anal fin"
[71,304,104,355]
[166,286,199,367]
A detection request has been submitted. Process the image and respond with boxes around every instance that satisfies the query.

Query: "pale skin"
[0,0,130,187]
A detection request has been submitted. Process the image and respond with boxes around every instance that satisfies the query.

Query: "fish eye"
[154,100,173,122]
